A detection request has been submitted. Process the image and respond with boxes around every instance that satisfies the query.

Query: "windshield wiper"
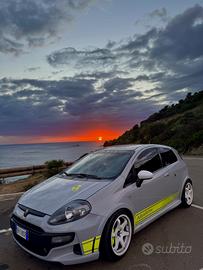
[77,173,102,179]
[61,172,102,179]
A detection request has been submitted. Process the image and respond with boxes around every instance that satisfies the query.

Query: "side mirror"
[136,170,153,188]
[137,170,154,180]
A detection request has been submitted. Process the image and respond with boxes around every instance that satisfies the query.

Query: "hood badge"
[24,209,30,217]
[72,185,81,192]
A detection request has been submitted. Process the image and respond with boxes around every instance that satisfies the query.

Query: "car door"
[159,147,181,194]
[124,147,176,228]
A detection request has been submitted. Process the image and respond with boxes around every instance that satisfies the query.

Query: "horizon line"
[0,140,103,147]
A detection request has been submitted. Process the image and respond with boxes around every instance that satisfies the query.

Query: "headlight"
[48,200,91,225]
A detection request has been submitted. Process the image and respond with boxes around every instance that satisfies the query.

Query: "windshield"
[63,150,134,180]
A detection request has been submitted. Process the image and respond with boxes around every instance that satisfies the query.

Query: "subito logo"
[142,243,154,255]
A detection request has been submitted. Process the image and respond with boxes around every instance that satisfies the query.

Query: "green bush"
[45,160,65,177]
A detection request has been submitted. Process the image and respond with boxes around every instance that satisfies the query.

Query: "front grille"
[12,215,44,233]
[10,215,74,256]
[18,204,46,218]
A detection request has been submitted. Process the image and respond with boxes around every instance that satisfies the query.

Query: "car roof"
[103,144,172,152]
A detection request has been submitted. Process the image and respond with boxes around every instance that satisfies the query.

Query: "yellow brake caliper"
[111,228,115,247]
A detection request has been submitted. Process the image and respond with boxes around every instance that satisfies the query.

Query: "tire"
[100,210,133,261]
[181,180,193,208]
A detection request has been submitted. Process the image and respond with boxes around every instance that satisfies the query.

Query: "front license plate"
[16,224,29,241]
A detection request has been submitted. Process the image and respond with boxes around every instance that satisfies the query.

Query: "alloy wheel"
[185,182,193,205]
[111,214,132,256]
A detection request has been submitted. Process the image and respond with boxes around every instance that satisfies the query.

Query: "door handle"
[164,173,169,177]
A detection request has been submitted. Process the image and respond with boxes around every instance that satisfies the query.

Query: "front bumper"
[10,215,75,256]
[10,207,104,265]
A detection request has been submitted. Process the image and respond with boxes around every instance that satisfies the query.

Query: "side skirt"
[133,199,181,234]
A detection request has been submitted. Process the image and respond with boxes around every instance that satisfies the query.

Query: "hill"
[104,91,203,154]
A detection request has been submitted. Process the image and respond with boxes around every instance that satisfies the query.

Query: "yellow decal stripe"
[82,237,94,244]
[84,250,92,255]
[82,238,94,255]
[93,235,101,252]
[82,235,101,255]
[134,193,178,225]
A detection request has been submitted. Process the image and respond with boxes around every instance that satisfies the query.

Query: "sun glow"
[14,129,124,145]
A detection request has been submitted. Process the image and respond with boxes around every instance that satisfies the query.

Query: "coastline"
[0,155,203,195]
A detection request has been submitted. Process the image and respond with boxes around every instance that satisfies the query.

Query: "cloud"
[134,5,203,88]
[150,5,203,62]
[134,75,150,81]
[47,47,117,68]
[1,4,203,140]
[0,37,23,55]
[65,5,203,95]
[72,70,129,79]
[103,77,136,92]
[0,0,94,54]
[0,76,150,137]
[119,28,158,52]
[47,5,203,96]
[26,66,40,72]
[149,8,168,22]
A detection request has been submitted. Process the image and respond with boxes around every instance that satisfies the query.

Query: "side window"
[124,167,136,187]
[124,148,162,187]
[160,148,177,166]
[135,148,162,173]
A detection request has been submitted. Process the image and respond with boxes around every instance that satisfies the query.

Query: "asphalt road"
[0,157,203,270]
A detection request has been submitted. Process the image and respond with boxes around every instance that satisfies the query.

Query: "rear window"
[160,148,177,166]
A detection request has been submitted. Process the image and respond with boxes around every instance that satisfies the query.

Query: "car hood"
[18,176,111,215]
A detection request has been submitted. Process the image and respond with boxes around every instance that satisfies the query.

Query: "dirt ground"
[0,174,45,194]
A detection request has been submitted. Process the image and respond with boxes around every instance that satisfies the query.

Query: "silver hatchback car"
[10,144,193,265]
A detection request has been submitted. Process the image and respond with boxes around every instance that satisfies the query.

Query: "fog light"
[51,234,74,245]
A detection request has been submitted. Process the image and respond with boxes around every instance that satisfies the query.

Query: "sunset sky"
[1,0,203,144]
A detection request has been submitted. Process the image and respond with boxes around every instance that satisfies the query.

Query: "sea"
[0,141,102,183]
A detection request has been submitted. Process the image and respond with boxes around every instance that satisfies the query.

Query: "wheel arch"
[100,207,134,241]
[99,207,134,258]
[181,177,193,194]
[181,178,193,207]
